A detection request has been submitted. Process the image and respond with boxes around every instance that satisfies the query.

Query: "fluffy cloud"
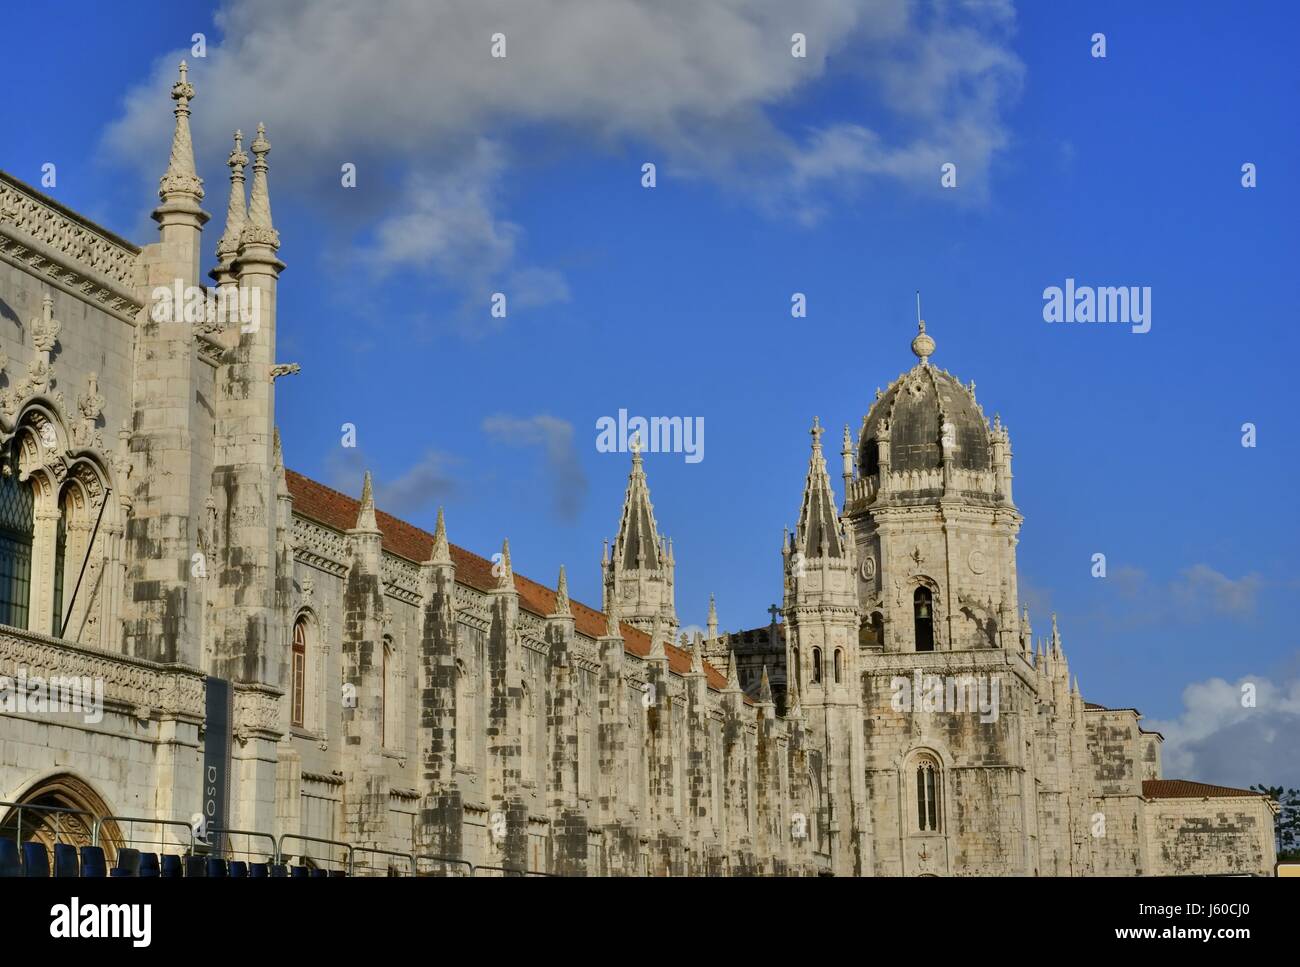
[103,0,1022,312]
[326,446,460,517]
[482,413,587,521]
[1094,564,1264,630]
[1146,662,1300,789]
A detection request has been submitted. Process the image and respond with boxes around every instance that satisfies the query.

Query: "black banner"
[201,677,232,855]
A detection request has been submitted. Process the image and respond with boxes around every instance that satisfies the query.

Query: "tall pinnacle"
[690,632,705,675]
[240,122,280,250]
[794,416,844,559]
[613,442,661,570]
[157,61,204,207]
[429,507,451,565]
[758,664,774,705]
[495,538,514,590]
[215,130,248,266]
[707,593,718,639]
[554,564,571,616]
[355,470,378,531]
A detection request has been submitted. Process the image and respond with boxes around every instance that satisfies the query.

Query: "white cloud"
[482,414,587,521]
[326,447,460,517]
[103,0,1022,313]
[1146,662,1300,789]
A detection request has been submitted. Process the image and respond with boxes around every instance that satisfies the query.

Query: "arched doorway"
[0,773,123,863]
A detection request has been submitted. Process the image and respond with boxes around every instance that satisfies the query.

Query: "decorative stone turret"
[416,507,463,868]
[602,439,677,637]
[125,62,211,667]
[340,472,388,847]
[783,416,868,876]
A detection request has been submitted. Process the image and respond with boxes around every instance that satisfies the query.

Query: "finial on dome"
[911,291,935,365]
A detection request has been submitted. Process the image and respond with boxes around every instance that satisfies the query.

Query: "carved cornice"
[0,625,205,721]
[0,173,143,325]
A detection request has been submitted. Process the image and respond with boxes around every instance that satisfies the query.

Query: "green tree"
[1251,784,1300,861]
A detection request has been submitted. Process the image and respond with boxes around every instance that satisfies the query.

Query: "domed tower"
[844,318,1022,655]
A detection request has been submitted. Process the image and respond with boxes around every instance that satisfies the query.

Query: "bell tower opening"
[913,587,934,652]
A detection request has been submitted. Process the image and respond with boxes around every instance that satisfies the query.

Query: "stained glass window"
[0,458,35,629]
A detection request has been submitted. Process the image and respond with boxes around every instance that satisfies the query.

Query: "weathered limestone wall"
[1145,797,1276,876]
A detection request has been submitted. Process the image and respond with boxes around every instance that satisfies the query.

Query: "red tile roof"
[1143,779,1267,800]
[285,470,730,692]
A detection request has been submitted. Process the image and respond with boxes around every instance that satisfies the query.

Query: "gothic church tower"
[602,445,677,638]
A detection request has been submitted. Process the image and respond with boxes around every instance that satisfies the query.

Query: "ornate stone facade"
[0,66,1278,876]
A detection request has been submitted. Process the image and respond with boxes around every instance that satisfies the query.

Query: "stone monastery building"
[0,65,1278,876]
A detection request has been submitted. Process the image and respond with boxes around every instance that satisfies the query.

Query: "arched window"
[51,488,68,634]
[914,587,935,652]
[521,684,535,784]
[291,616,308,728]
[454,659,471,768]
[0,446,35,629]
[915,757,941,832]
[382,635,396,749]
[811,647,822,685]
[833,648,844,684]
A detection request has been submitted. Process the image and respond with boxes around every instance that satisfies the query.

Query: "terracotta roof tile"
[285,469,730,693]
[1143,779,1267,800]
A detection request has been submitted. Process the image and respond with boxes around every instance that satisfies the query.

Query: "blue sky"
[3,1,1297,787]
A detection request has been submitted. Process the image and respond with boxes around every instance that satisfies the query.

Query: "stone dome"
[859,324,991,476]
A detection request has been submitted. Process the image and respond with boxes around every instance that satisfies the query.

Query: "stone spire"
[554,564,571,616]
[603,438,676,635]
[1051,612,1062,657]
[604,597,621,639]
[156,61,205,210]
[240,123,280,251]
[496,538,514,589]
[214,129,248,271]
[785,666,802,719]
[758,664,774,705]
[724,644,741,692]
[429,507,451,565]
[841,423,854,504]
[355,470,379,532]
[647,615,666,661]
[614,441,660,570]
[707,593,718,639]
[794,417,844,559]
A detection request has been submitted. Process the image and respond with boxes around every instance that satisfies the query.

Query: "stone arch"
[0,771,125,864]
[909,575,942,652]
[4,402,122,643]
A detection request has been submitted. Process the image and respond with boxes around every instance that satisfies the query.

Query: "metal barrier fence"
[473,864,554,877]
[2,801,544,877]
[349,845,416,877]
[276,832,352,874]
[414,852,474,877]
[207,827,278,866]
[92,815,196,858]
[0,799,98,852]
